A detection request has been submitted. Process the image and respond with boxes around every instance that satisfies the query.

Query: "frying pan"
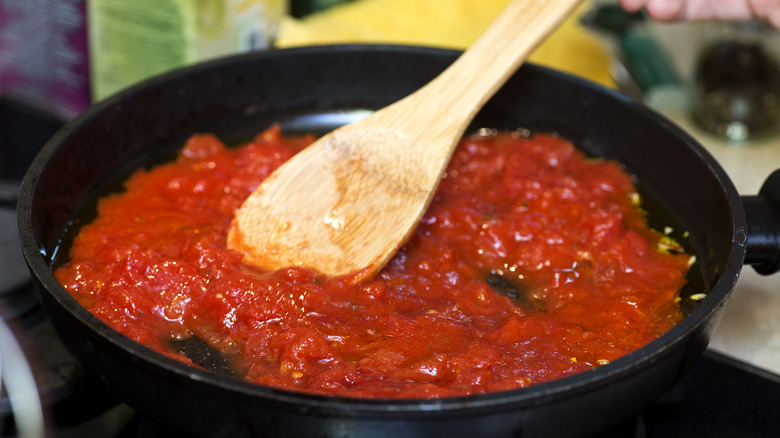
[17,45,780,437]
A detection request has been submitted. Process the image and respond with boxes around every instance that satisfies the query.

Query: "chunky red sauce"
[55,126,690,398]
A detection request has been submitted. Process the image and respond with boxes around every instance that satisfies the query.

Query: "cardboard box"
[88,0,286,102]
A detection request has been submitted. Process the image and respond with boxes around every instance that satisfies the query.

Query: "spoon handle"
[413,0,584,127]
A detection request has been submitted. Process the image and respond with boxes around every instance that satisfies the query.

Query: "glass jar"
[691,20,780,142]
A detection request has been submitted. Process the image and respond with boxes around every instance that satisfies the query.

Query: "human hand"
[618,0,780,29]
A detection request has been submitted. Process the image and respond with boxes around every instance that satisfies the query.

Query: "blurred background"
[1,0,779,436]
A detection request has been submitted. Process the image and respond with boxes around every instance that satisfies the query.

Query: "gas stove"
[2,98,780,438]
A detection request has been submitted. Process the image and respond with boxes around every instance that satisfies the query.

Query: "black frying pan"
[17,45,780,438]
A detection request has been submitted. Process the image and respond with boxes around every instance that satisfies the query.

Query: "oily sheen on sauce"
[54,126,691,398]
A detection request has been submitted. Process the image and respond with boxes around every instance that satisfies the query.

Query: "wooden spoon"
[228,0,583,281]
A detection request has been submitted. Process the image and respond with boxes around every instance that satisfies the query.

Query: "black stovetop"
[2,98,780,438]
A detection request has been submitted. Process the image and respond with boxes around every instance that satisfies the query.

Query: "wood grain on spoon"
[228,0,583,281]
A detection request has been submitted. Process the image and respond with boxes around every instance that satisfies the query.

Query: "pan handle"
[743,169,780,275]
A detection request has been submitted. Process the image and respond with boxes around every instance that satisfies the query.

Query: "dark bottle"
[691,21,780,142]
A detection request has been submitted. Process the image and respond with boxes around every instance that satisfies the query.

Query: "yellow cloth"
[275,0,615,88]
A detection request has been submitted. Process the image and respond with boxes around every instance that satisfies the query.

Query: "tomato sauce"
[55,126,691,398]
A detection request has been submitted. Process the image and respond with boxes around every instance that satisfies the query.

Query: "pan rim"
[17,43,746,417]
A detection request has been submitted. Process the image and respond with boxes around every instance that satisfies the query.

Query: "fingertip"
[645,0,686,20]
[618,0,647,13]
[769,14,780,30]
[757,1,780,30]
